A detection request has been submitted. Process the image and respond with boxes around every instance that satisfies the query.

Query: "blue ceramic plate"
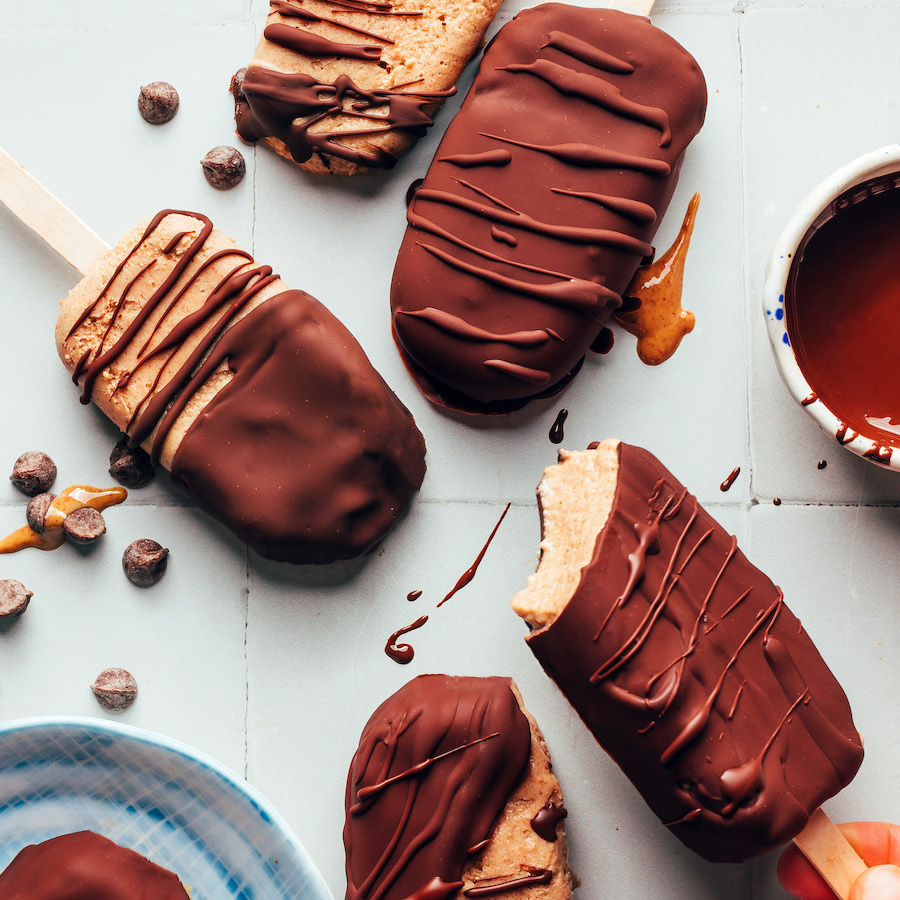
[0,717,333,900]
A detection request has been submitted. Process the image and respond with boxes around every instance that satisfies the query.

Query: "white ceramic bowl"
[0,717,333,900]
[763,143,900,471]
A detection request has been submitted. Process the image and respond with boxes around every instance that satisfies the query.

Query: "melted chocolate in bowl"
[785,174,900,448]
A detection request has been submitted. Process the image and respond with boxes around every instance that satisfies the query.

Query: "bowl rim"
[0,715,334,900]
[762,142,900,471]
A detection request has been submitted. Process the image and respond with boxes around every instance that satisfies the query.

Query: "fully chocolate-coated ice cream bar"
[0,831,189,898]
[512,441,863,862]
[57,210,426,564]
[344,674,573,900]
[391,6,707,411]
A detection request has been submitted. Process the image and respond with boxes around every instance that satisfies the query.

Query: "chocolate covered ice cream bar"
[391,5,706,411]
[57,210,426,564]
[233,0,504,175]
[344,674,573,900]
[512,441,863,862]
[0,831,189,898]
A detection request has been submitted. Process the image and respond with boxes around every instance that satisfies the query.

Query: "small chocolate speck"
[109,438,155,487]
[0,579,32,618]
[201,145,246,190]
[138,81,179,124]
[773,498,782,506]
[26,493,56,534]
[122,539,169,586]
[91,668,138,711]
[817,460,828,470]
[63,507,106,544]
[10,451,56,496]
[407,589,422,602]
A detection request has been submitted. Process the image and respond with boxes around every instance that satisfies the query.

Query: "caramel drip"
[614,193,699,365]
[235,68,453,169]
[0,485,127,553]
[385,614,429,664]
[500,59,671,147]
[437,503,510,606]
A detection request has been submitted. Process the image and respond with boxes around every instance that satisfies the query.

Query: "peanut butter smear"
[0,485,127,553]
[614,192,699,365]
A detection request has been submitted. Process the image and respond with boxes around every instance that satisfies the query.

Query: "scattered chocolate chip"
[109,438,155,487]
[122,539,169,586]
[26,492,56,534]
[63,507,106,544]
[10,451,57,496]
[0,579,32,618]
[201,145,246,190]
[138,81,179,125]
[91,668,138,711]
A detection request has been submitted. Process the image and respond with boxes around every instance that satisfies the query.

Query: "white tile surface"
[1,1,899,899]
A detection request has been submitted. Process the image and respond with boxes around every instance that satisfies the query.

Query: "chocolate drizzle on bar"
[526,443,863,862]
[391,6,706,411]
[344,675,531,900]
[63,211,426,563]
[233,0,457,170]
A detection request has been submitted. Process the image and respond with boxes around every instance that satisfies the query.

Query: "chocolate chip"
[109,438,155,487]
[9,451,57,496]
[26,493,56,534]
[63,507,106,544]
[91,668,138,711]
[122,539,169,586]
[138,81,180,124]
[0,579,32,618]
[201,145,246,190]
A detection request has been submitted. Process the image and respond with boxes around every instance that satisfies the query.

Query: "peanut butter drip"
[0,485,127,553]
[390,6,707,411]
[614,193,699,365]
[526,443,863,862]
[0,831,189,898]
[344,675,531,900]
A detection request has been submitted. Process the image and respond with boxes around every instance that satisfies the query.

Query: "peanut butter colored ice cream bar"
[512,440,863,862]
[391,6,707,411]
[344,674,572,900]
[56,210,426,564]
[233,0,504,175]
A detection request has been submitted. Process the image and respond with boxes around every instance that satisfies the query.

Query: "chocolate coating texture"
[0,831,189,898]
[527,443,863,862]
[391,6,706,410]
[344,675,531,900]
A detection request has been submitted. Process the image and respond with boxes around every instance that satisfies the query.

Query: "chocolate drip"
[391,6,706,411]
[269,0,395,44]
[549,408,568,444]
[463,868,552,896]
[0,831,189,898]
[265,22,383,59]
[407,589,423,601]
[438,503,510,606]
[385,614,429,664]
[343,675,531,900]
[235,67,453,169]
[530,801,568,841]
[526,443,862,862]
[719,467,740,492]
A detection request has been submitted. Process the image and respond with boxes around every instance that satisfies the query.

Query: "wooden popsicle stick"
[606,0,656,16]
[0,148,108,277]
[793,808,868,900]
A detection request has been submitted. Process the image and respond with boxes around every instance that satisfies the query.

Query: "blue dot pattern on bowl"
[0,721,333,900]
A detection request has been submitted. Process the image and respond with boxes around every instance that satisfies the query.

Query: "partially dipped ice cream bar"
[56,210,426,564]
[391,6,707,411]
[512,440,863,862]
[0,831,189,898]
[344,674,572,899]
[233,0,504,175]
